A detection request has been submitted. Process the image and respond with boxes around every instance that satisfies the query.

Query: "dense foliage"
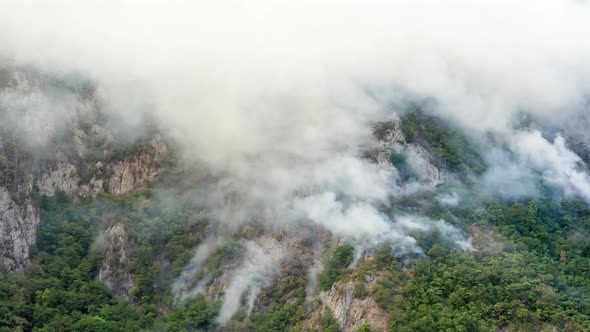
[0,189,220,331]
[400,108,486,175]
[319,244,355,291]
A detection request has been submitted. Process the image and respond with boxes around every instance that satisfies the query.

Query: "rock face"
[37,152,80,197]
[37,137,169,199]
[373,114,450,189]
[373,114,406,168]
[0,187,39,272]
[0,137,168,273]
[318,281,389,331]
[98,224,136,299]
[108,153,164,196]
[0,68,171,273]
[404,144,448,187]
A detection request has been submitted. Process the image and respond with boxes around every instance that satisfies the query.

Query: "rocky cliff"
[372,114,451,189]
[97,223,136,299]
[0,187,39,273]
[319,280,389,331]
[37,136,169,199]
[0,68,170,273]
[301,277,390,332]
[0,134,169,273]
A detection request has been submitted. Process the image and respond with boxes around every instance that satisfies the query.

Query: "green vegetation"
[319,244,355,291]
[387,249,590,332]
[0,192,154,331]
[376,188,590,331]
[390,151,416,181]
[153,295,219,331]
[321,309,341,332]
[1,106,590,331]
[0,67,11,88]
[0,154,9,183]
[0,189,217,331]
[3,172,590,331]
[400,107,487,175]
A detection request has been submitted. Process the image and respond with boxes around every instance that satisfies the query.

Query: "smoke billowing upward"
[216,239,287,324]
[1,1,589,177]
[2,1,589,146]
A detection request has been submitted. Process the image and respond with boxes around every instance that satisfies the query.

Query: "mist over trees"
[1,1,590,331]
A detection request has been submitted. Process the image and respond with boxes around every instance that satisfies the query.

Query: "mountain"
[1,67,590,332]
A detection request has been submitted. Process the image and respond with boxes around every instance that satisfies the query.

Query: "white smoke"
[436,192,461,207]
[216,239,287,324]
[293,192,391,242]
[294,192,473,253]
[1,1,589,207]
[1,1,589,157]
[396,215,474,251]
[172,237,225,303]
[510,130,590,202]
[0,70,86,149]
[1,0,589,323]
[305,257,323,299]
[480,148,541,198]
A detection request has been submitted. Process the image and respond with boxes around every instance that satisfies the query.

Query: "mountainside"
[1,67,590,332]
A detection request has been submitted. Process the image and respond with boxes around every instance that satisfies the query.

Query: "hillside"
[0,68,590,332]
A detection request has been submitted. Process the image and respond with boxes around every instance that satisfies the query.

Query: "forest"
[1,111,590,332]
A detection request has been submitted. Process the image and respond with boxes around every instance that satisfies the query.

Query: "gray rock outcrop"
[0,187,39,272]
[97,224,136,299]
[318,280,389,331]
[373,114,451,189]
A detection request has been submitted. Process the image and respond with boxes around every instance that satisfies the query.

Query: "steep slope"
[1,69,590,332]
[0,68,171,273]
[0,187,38,273]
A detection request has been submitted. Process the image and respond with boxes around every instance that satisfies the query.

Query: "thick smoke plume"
[511,131,590,201]
[1,1,589,199]
[172,237,225,304]
[216,239,286,324]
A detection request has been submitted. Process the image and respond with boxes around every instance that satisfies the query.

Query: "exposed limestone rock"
[5,140,166,273]
[108,153,165,196]
[71,127,88,157]
[318,281,389,332]
[38,138,168,198]
[101,136,169,196]
[37,152,80,197]
[0,187,39,272]
[0,68,169,274]
[373,114,406,168]
[151,135,169,159]
[404,144,448,188]
[372,114,451,189]
[98,224,135,299]
[1,138,167,272]
[78,177,105,197]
